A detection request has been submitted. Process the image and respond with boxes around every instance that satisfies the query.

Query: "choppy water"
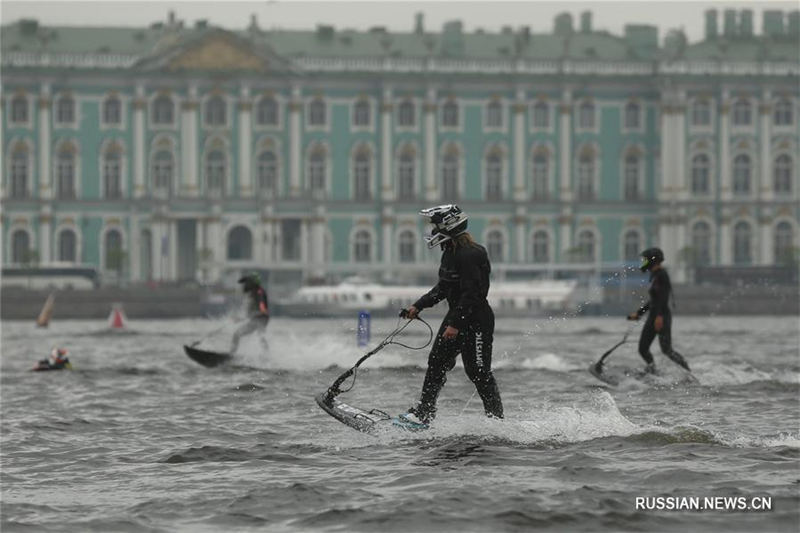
[2,315,799,532]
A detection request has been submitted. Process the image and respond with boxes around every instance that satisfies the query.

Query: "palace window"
[624,102,641,129]
[733,154,751,196]
[733,221,752,265]
[577,152,595,200]
[257,151,278,195]
[691,99,711,127]
[11,230,30,264]
[354,230,372,263]
[104,229,123,272]
[10,148,29,199]
[578,101,595,129]
[577,230,596,262]
[152,95,174,125]
[532,152,548,200]
[485,152,502,200]
[58,229,77,262]
[398,100,415,127]
[624,154,641,200]
[398,151,415,200]
[486,230,503,262]
[353,148,371,201]
[11,95,28,124]
[442,100,458,128]
[623,231,640,262]
[57,147,76,199]
[153,150,174,193]
[486,100,503,128]
[441,151,459,201]
[398,230,416,263]
[205,96,226,126]
[353,99,370,127]
[205,150,226,195]
[309,98,326,127]
[281,219,301,261]
[532,101,549,129]
[691,221,712,266]
[256,96,278,126]
[103,150,122,199]
[774,154,793,194]
[532,231,549,263]
[227,226,253,261]
[103,96,122,125]
[775,222,795,266]
[732,99,752,126]
[773,99,794,126]
[309,148,326,193]
[691,154,710,194]
[55,95,75,125]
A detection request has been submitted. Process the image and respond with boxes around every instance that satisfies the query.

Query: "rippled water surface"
[2,316,799,532]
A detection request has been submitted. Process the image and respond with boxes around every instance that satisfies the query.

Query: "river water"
[1,315,798,532]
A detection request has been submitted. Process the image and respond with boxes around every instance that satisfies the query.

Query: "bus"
[1,264,101,290]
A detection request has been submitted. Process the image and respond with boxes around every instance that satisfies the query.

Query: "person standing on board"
[627,247,691,374]
[399,205,504,429]
[229,273,270,354]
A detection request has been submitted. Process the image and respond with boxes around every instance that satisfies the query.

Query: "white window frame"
[7,139,33,200]
[203,94,229,129]
[351,97,374,132]
[8,93,32,128]
[306,142,331,198]
[149,93,178,130]
[53,93,78,129]
[689,218,715,266]
[440,98,461,132]
[306,96,329,132]
[100,94,125,130]
[621,148,644,201]
[100,145,126,200]
[773,152,794,196]
[254,93,282,130]
[351,144,374,201]
[439,142,463,202]
[483,146,506,201]
[396,98,417,131]
[483,226,508,263]
[530,100,552,132]
[55,225,81,263]
[54,140,81,200]
[731,97,755,132]
[575,100,598,133]
[622,101,644,132]
[574,227,600,263]
[529,227,553,264]
[773,97,795,130]
[484,98,505,132]
[350,226,376,263]
[732,219,755,265]
[689,97,714,132]
[732,152,755,198]
[620,228,643,263]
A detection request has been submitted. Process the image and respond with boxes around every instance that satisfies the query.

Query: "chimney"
[740,10,753,37]
[19,18,39,35]
[249,14,259,31]
[763,10,785,37]
[168,11,175,26]
[195,19,208,29]
[316,24,334,41]
[581,11,592,33]
[705,9,718,39]
[723,9,737,37]
[441,20,464,56]
[414,12,424,34]
[554,13,574,35]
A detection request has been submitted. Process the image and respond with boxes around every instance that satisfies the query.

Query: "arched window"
[353,99,370,127]
[485,152,502,200]
[774,154,793,194]
[442,100,458,127]
[532,230,549,263]
[398,230,416,263]
[624,154,640,200]
[153,150,173,193]
[733,154,751,195]
[733,221,752,265]
[256,96,278,126]
[104,229,123,272]
[309,147,326,192]
[205,96,226,126]
[353,147,371,201]
[103,149,122,199]
[354,230,372,262]
[205,150,226,194]
[309,98,326,126]
[398,150,415,200]
[577,152,595,200]
[774,222,795,266]
[732,99,752,126]
[532,152,548,200]
[773,99,794,126]
[691,99,711,126]
[486,230,504,262]
[486,100,502,128]
[152,95,174,125]
[624,102,640,129]
[398,99,415,127]
[441,147,459,201]
[577,230,596,262]
[257,150,278,195]
[55,95,75,124]
[691,221,712,266]
[11,230,30,264]
[10,147,29,199]
[227,226,253,260]
[58,229,77,262]
[56,145,76,199]
[103,96,121,125]
[11,95,28,123]
[691,154,710,194]
[623,230,640,262]
[578,101,595,129]
[532,101,549,128]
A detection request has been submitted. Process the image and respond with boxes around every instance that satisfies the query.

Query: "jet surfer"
[34,348,72,371]
[399,205,504,428]
[627,247,691,374]
[229,273,270,354]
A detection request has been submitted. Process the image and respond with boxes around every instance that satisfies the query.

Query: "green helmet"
[238,272,262,287]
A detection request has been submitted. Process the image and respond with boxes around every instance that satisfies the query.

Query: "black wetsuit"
[410,241,503,423]
[231,287,270,353]
[635,268,690,371]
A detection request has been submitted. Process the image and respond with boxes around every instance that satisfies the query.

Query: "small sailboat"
[36,293,55,328]
[108,303,127,329]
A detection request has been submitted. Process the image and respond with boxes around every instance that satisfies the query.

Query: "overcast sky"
[1,0,796,42]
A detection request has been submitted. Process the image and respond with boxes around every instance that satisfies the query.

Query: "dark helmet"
[238,272,262,290]
[639,247,665,272]
[419,204,468,249]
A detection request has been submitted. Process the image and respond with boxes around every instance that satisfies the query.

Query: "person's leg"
[230,320,259,354]
[657,313,690,371]
[638,316,657,368]
[461,308,503,418]
[412,319,460,423]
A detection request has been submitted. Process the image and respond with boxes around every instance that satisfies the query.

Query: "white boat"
[276,276,598,317]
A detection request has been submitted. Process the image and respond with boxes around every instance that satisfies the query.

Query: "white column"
[38,85,52,200]
[133,84,146,198]
[659,93,676,200]
[759,96,773,201]
[381,86,393,201]
[382,206,393,266]
[674,91,687,199]
[759,212,774,266]
[130,216,140,281]
[238,85,252,197]
[169,220,178,281]
[719,89,731,201]
[0,95,4,197]
[181,85,199,197]
[300,218,309,265]
[289,85,302,197]
[207,213,222,282]
[39,206,52,264]
[719,210,732,265]
[559,209,572,261]
[515,217,526,263]
[261,206,274,264]
[674,212,687,282]
[559,91,572,202]
[154,217,168,281]
[424,86,437,201]
[310,205,326,278]
[513,87,526,201]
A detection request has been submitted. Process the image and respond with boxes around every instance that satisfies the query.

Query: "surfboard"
[183,345,232,368]
[588,363,620,386]
[315,392,429,433]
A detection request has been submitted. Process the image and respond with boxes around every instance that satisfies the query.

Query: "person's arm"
[412,281,447,312]
[446,249,482,331]
[258,289,269,316]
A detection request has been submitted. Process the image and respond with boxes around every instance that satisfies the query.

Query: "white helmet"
[419,204,468,249]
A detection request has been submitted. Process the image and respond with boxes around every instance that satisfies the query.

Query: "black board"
[184,345,233,368]
[315,393,430,433]
[588,363,620,386]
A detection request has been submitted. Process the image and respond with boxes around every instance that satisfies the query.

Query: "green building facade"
[2,9,798,284]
